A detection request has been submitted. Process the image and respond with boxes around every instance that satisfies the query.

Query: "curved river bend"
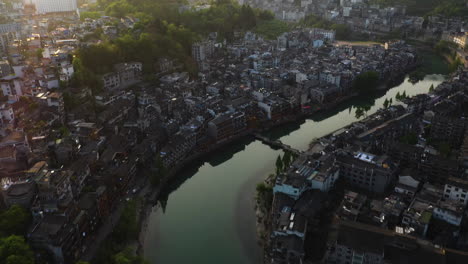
[143,75,445,264]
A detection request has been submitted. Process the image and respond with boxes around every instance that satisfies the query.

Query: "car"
[132,188,138,194]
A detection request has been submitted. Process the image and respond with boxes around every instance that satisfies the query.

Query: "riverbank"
[136,72,446,264]
[255,173,276,251]
[134,63,424,255]
[259,72,455,262]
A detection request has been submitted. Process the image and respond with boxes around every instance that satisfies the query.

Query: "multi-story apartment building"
[191,41,214,62]
[0,75,24,99]
[336,151,397,193]
[207,111,247,143]
[0,23,21,55]
[430,115,467,147]
[452,32,468,49]
[102,62,142,91]
[444,177,468,206]
[327,220,468,264]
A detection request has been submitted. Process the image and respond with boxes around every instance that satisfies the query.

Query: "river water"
[143,74,445,264]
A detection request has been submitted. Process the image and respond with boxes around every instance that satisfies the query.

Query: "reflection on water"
[278,74,445,150]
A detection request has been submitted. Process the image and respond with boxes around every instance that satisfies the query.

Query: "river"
[143,74,445,264]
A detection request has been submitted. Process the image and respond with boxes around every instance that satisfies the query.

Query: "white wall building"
[273,174,308,200]
[320,71,341,87]
[102,72,120,91]
[1,76,23,99]
[444,177,468,206]
[0,104,14,125]
[310,170,339,192]
[60,63,74,81]
[192,41,214,62]
[433,201,463,226]
[394,175,420,197]
[31,0,77,14]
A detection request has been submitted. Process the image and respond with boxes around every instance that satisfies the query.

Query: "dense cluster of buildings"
[244,0,468,67]
[0,4,422,259]
[0,11,418,261]
[0,1,465,263]
[267,70,468,264]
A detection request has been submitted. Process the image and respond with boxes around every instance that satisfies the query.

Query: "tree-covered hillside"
[370,0,468,16]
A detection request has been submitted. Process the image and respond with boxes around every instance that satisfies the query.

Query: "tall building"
[191,41,214,62]
[31,0,77,14]
[0,23,21,55]
[336,151,397,193]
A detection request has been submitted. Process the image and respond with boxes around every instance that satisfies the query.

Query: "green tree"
[239,5,257,30]
[282,151,292,168]
[0,236,34,264]
[438,142,452,158]
[113,200,138,242]
[80,11,102,20]
[355,104,371,119]
[113,247,148,264]
[36,48,44,60]
[105,0,136,18]
[256,183,269,194]
[352,71,379,93]
[400,132,418,145]
[0,205,31,237]
[258,10,274,20]
[150,155,167,186]
[429,84,435,92]
[383,98,390,108]
[331,24,351,40]
[275,155,283,174]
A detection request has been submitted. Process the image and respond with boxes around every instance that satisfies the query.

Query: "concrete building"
[102,62,142,91]
[444,177,468,206]
[394,173,420,197]
[336,151,397,193]
[207,112,246,143]
[0,103,14,126]
[327,220,468,264]
[401,199,432,237]
[1,182,37,208]
[452,32,468,49]
[433,200,464,226]
[102,72,120,91]
[0,23,21,55]
[31,0,77,14]
[0,75,24,99]
[0,60,11,78]
[192,41,214,62]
